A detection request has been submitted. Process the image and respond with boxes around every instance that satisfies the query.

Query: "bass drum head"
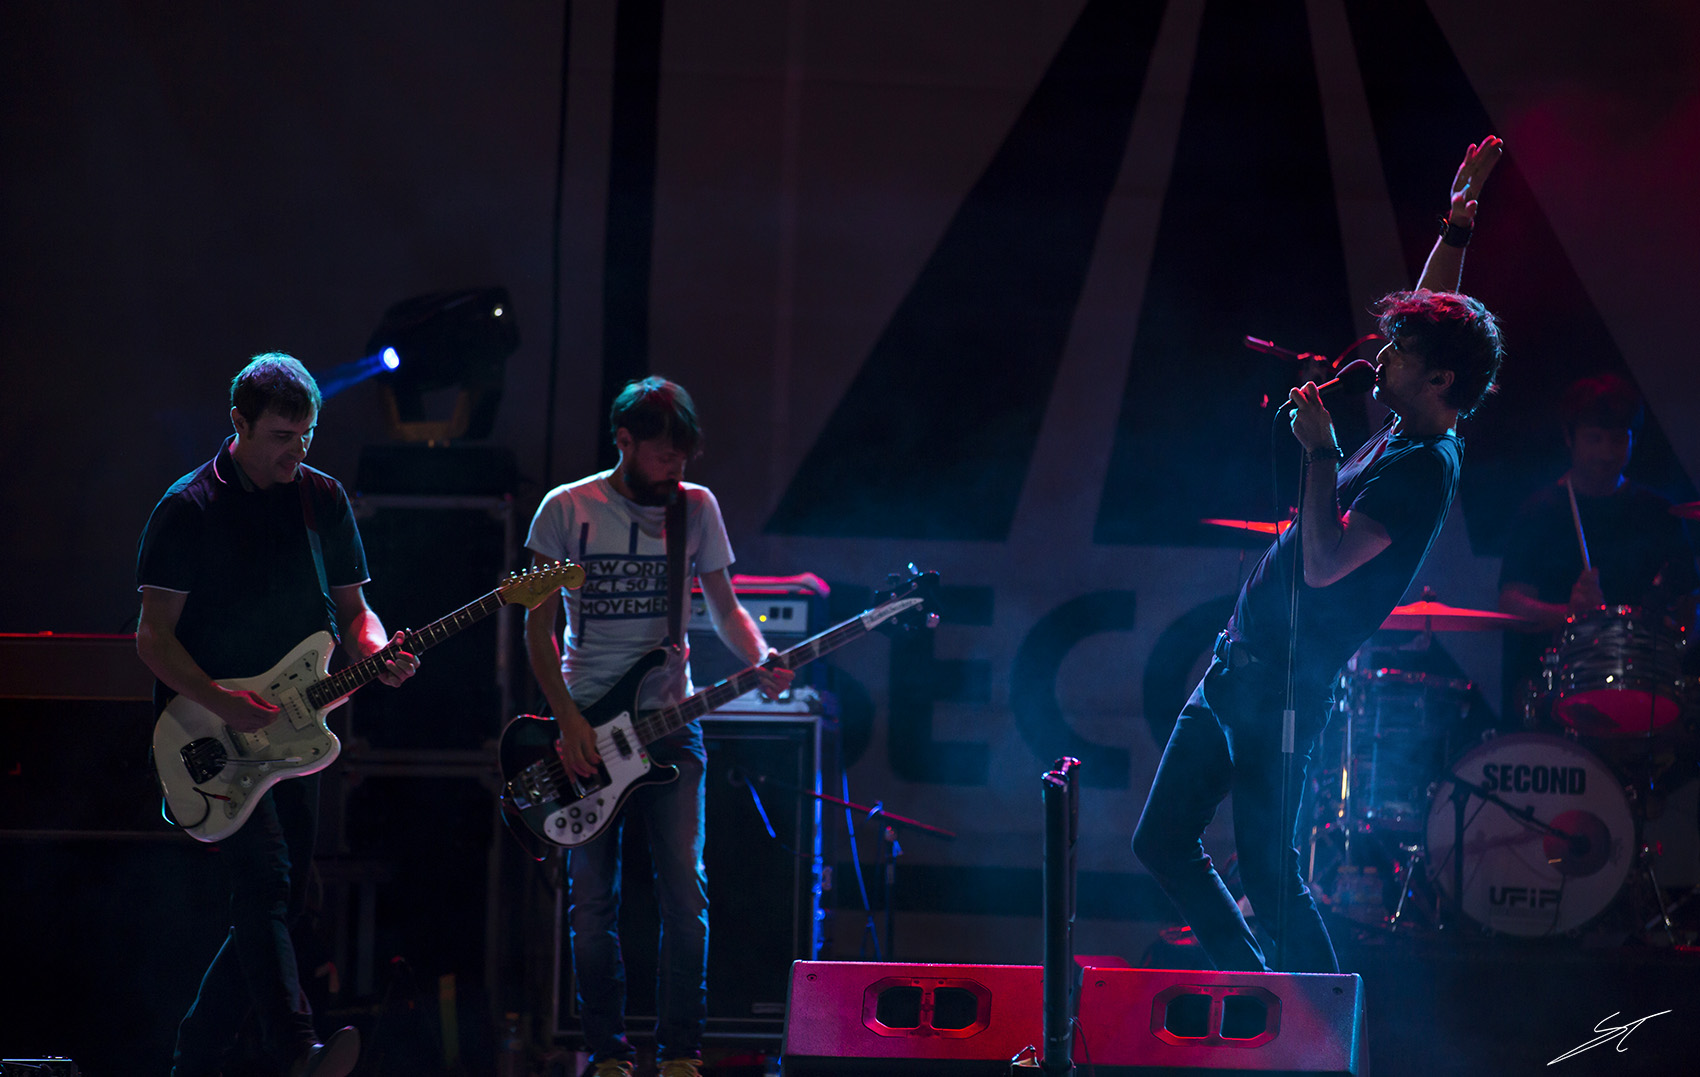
[1425,733,1633,937]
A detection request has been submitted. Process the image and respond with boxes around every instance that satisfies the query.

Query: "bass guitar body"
[499,648,681,851]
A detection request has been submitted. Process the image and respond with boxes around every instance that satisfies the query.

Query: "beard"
[621,468,678,507]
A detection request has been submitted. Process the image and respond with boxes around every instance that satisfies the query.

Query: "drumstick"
[1564,476,1592,571]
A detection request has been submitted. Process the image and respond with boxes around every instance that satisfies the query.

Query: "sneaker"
[288,1026,361,1077]
[658,1061,702,1077]
[591,1062,635,1077]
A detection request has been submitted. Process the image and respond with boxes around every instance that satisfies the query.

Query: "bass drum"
[1425,733,1633,937]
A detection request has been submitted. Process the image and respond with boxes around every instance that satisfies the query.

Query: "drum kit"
[1207,510,1700,941]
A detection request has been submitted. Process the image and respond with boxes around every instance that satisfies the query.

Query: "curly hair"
[1374,290,1505,420]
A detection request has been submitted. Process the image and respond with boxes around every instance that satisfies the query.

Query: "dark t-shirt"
[136,437,369,710]
[1498,479,1699,691]
[1231,421,1462,692]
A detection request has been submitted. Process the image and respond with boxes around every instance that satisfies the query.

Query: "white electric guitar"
[153,560,584,841]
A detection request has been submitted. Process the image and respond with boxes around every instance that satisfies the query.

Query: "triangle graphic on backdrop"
[1093,0,1357,548]
[1344,0,1696,553]
[764,0,1164,541]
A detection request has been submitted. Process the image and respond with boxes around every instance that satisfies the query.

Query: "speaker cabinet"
[556,714,823,1039]
[781,961,1043,1075]
[352,496,515,750]
[1076,966,1367,1075]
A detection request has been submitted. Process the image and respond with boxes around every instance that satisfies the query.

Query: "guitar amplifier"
[0,633,163,836]
[686,573,828,686]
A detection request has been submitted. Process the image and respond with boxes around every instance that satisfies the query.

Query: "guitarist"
[136,354,418,1077]
[524,376,792,1077]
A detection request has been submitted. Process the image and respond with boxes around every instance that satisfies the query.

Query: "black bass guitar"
[499,568,937,851]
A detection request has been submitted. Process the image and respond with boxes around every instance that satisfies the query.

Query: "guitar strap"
[297,477,341,646]
[665,484,687,650]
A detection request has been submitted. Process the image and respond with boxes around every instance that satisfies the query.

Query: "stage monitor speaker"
[2,1060,80,1077]
[557,715,823,1039]
[781,961,1043,1075]
[1076,966,1366,1075]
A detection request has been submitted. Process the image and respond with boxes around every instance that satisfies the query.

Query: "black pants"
[172,775,320,1076]
[1133,640,1339,973]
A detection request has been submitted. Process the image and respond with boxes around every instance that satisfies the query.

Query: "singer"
[1133,137,1507,973]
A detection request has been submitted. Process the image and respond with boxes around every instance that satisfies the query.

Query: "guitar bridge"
[182,738,229,784]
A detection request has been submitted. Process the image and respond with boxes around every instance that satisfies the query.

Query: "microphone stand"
[740,771,955,960]
[1277,435,1305,973]
[1266,367,1377,969]
[1440,769,1585,926]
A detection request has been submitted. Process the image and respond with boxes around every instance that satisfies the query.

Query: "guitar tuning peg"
[926,613,940,629]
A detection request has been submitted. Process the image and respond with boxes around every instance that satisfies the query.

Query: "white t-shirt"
[525,473,734,710]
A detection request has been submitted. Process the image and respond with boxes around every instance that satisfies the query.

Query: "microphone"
[1281,359,1376,411]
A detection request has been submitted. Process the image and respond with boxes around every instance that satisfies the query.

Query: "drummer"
[1497,372,1699,716]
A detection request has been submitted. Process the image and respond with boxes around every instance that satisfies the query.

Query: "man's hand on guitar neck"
[366,629,421,687]
[754,650,795,700]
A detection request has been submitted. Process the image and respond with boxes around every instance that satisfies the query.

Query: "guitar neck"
[306,588,509,708]
[631,615,874,746]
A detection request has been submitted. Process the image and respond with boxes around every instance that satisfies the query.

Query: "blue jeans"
[568,747,708,1063]
[172,776,319,1076]
[1133,646,1339,973]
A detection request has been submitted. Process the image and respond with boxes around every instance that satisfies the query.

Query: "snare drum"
[1425,733,1633,937]
[1541,606,1690,737]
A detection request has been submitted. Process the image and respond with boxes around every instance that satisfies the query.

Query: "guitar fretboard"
[305,589,509,708]
[630,616,873,746]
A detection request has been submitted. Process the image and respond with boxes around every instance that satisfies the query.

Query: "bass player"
[523,376,792,1077]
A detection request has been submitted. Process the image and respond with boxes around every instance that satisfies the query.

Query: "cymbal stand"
[1638,843,1679,946]
[1386,841,1429,930]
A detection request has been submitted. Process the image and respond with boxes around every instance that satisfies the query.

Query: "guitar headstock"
[499,560,587,609]
[864,564,940,635]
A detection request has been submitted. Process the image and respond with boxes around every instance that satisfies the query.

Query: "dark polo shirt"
[136,436,368,711]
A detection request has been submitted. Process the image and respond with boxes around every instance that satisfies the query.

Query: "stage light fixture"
[367,287,517,441]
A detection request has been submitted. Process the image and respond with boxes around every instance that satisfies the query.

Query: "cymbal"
[1381,599,1529,632]
[1672,501,1700,520]
[1200,518,1291,535]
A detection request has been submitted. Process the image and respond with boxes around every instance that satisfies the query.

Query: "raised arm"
[1286,384,1393,587]
[1416,135,1502,293]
